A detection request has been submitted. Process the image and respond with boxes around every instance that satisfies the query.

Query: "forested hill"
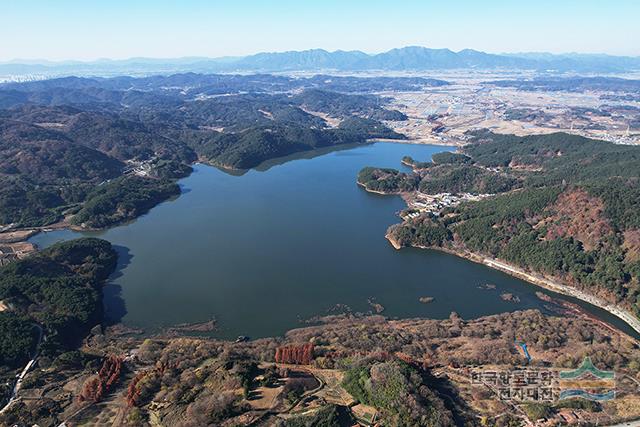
[0,73,416,228]
[0,238,117,369]
[359,132,640,316]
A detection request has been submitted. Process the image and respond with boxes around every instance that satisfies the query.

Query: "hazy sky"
[3,0,639,61]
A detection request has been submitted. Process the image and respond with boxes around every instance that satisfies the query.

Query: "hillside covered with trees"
[0,74,412,228]
[0,238,117,366]
[360,131,640,316]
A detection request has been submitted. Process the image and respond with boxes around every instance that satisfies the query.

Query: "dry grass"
[247,384,284,410]
[623,229,640,263]
[605,395,640,420]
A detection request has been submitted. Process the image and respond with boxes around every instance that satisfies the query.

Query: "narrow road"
[0,324,44,415]
[482,257,640,336]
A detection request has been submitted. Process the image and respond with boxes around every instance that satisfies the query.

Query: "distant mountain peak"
[2,46,640,78]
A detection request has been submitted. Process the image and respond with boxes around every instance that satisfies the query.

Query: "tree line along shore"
[359,130,640,335]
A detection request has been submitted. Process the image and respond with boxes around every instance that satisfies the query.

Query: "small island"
[500,293,521,303]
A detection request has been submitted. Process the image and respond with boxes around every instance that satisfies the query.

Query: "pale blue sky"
[2,0,639,61]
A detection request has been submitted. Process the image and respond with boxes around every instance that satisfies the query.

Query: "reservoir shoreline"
[15,141,639,341]
[386,231,640,337]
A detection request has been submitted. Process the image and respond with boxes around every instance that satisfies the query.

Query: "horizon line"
[2,46,640,65]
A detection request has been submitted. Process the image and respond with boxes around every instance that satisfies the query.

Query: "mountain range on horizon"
[2,46,640,78]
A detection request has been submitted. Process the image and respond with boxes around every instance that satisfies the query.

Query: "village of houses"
[400,191,493,220]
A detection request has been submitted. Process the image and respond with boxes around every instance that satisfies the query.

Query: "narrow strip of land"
[481,257,640,335]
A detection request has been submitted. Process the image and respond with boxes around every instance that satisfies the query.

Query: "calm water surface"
[30,143,637,339]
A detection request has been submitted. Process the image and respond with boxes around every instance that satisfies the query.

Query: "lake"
[30,142,637,339]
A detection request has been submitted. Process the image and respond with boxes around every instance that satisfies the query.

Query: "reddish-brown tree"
[77,355,123,403]
[126,371,147,407]
[78,377,104,402]
[274,343,314,365]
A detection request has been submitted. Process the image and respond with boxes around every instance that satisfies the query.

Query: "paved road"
[0,324,43,415]
[483,258,640,335]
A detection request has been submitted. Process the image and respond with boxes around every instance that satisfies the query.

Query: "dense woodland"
[0,238,116,370]
[0,74,415,228]
[360,131,640,316]
[342,358,457,426]
[0,238,116,414]
[70,176,181,228]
